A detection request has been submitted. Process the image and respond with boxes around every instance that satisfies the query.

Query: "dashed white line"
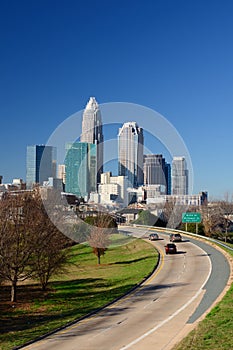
[119,254,212,350]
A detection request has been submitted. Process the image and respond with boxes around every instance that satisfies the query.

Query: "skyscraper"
[172,156,188,195]
[118,122,144,187]
[81,97,103,185]
[65,142,97,199]
[26,145,56,189]
[143,154,166,186]
[165,162,171,195]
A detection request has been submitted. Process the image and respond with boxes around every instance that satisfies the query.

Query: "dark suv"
[165,243,177,254]
[170,233,182,242]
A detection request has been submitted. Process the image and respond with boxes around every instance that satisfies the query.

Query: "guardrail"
[124,224,233,252]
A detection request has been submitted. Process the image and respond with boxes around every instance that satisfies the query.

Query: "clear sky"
[0,0,233,199]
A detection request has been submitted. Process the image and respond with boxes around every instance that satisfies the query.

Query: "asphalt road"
[22,228,230,350]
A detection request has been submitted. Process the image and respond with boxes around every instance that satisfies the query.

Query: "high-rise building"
[143,154,166,186]
[26,145,56,189]
[81,97,103,185]
[172,156,188,195]
[118,122,144,187]
[143,154,171,195]
[65,142,97,199]
[165,162,171,195]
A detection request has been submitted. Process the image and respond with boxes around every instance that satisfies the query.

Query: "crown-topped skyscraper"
[81,97,103,185]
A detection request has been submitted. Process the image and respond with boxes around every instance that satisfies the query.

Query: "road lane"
[187,237,231,323]
[22,229,218,350]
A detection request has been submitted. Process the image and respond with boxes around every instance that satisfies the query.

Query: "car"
[165,243,177,254]
[149,233,159,241]
[170,233,182,242]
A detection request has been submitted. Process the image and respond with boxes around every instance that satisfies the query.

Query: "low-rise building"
[146,191,208,206]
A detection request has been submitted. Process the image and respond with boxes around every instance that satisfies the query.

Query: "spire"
[85,97,98,111]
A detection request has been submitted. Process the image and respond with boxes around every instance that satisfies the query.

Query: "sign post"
[182,212,201,233]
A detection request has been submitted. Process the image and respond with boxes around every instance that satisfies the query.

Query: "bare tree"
[0,193,37,302]
[32,236,72,290]
[217,193,233,241]
[162,199,185,229]
[88,215,112,264]
[0,190,74,300]
[31,211,72,290]
[28,189,73,291]
[201,204,224,237]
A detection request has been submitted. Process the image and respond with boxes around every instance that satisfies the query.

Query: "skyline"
[0,1,233,199]
[24,109,188,188]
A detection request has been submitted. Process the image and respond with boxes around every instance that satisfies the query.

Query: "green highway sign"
[182,212,201,223]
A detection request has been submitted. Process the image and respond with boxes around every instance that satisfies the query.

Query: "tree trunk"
[225,227,227,243]
[97,250,101,265]
[11,279,17,302]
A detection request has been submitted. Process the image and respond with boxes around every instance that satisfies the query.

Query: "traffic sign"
[182,212,201,223]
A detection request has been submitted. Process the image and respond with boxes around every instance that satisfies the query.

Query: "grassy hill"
[0,234,158,350]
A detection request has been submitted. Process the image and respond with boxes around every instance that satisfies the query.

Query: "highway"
[22,227,230,350]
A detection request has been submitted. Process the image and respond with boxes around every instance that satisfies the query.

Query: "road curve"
[22,228,230,350]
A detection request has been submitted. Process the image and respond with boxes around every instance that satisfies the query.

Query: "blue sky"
[0,0,233,199]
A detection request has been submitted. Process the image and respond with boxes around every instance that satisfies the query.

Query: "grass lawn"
[173,243,233,350]
[0,234,158,350]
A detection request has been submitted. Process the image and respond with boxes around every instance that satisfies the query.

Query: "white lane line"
[119,252,212,350]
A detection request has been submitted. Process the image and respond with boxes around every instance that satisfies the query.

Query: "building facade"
[98,171,130,206]
[118,122,144,188]
[144,154,166,184]
[144,184,167,200]
[146,192,207,206]
[81,97,103,185]
[172,156,188,195]
[26,145,56,189]
[65,142,97,199]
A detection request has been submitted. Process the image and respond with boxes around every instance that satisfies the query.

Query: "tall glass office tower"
[118,122,144,187]
[26,145,56,189]
[172,156,188,195]
[65,142,97,199]
[143,154,171,195]
[81,97,103,185]
[143,154,166,186]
